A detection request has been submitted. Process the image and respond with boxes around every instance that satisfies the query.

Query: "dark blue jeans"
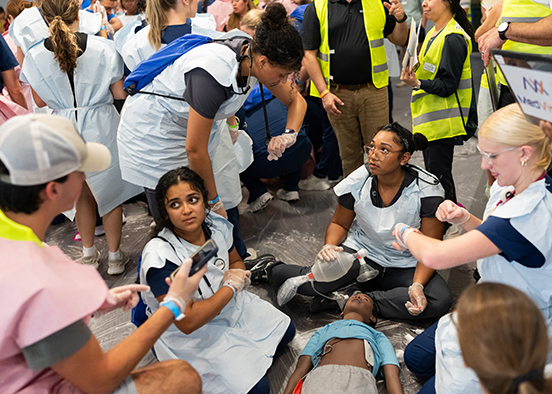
[304,97,342,181]
[240,99,312,202]
[404,322,438,394]
[248,321,296,394]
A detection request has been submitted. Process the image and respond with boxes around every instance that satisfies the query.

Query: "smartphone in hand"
[170,239,219,281]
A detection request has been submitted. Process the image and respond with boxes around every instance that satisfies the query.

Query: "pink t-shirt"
[207,0,234,31]
[0,235,112,393]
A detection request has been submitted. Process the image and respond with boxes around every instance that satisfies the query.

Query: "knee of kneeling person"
[156,359,202,394]
[404,340,433,378]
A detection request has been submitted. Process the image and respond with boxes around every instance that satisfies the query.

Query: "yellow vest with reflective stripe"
[309,0,389,97]
[411,18,472,141]
[497,0,552,84]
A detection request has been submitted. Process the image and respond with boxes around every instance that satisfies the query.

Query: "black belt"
[330,83,370,91]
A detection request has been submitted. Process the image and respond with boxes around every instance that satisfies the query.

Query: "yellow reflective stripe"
[413,107,470,127]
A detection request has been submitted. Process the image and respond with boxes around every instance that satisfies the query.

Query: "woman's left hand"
[267,133,297,161]
[400,67,419,88]
[211,200,227,219]
[405,282,427,316]
[384,0,406,22]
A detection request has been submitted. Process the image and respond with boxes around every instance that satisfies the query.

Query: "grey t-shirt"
[182,37,250,119]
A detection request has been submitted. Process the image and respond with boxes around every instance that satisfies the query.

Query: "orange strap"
[292,379,303,394]
[320,89,330,98]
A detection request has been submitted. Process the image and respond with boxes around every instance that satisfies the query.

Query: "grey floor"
[44,53,487,394]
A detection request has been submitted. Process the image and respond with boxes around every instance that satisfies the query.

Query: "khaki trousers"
[328,83,389,176]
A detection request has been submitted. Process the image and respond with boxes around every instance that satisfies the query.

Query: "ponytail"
[41,0,80,74]
[201,0,208,14]
[448,0,474,42]
[146,0,181,50]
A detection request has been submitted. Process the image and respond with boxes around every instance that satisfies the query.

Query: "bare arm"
[384,0,408,47]
[283,355,313,394]
[404,229,500,270]
[109,16,123,32]
[382,364,403,394]
[474,2,502,41]
[51,308,176,394]
[31,87,48,108]
[186,107,218,202]
[16,46,24,66]
[109,78,127,100]
[303,49,344,116]
[168,247,245,334]
[2,68,28,109]
[505,15,552,46]
[412,217,444,286]
[266,79,307,132]
[324,203,356,246]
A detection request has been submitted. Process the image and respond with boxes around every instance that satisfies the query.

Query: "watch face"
[498,22,508,32]
[284,128,295,134]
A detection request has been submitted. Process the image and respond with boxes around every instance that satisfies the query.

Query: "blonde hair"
[41,0,81,74]
[457,283,552,394]
[226,0,255,31]
[479,103,552,171]
[240,8,262,31]
[146,0,178,51]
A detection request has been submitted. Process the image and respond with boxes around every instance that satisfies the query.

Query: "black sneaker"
[247,256,278,285]
[244,254,276,270]
[309,295,341,313]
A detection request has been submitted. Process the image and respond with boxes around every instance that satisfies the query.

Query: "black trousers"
[269,257,452,321]
[423,140,456,203]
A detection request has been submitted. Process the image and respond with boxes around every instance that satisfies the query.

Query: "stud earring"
[521,158,528,167]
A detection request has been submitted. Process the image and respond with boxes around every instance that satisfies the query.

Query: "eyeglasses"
[364,145,401,157]
[477,145,518,164]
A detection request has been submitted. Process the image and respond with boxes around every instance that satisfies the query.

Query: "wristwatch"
[396,14,408,24]
[284,128,296,134]
[498,22,510,41]
[413,80,421,90]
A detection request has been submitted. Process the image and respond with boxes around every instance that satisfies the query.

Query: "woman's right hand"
[211,200,227,219]
[317,244,343,261]
[222,269,247,293]
[435,200,470,225]
[164,258,206,312]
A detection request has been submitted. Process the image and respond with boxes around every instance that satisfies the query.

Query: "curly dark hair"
[250,2,304,71]
[154,167,211,234]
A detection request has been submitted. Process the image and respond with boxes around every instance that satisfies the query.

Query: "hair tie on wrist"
[296,77,305,86]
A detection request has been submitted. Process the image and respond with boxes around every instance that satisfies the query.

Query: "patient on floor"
[282,293,403,394]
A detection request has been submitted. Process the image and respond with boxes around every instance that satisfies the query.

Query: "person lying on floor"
[247,122,452,320]
[282,293,403,394]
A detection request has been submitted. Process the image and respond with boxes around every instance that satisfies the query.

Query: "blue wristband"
[100,25,107,31]
[160,299,185,321]
[223,284,236,297]
[295,77,305,86]
[400,226,411,240]
[208,194,220,205]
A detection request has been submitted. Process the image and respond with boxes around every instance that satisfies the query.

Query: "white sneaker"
[108,251,130,275]
[80,249,100,269]
[298,175,331,191]
[276,189,300,202]
[250,192,273,212]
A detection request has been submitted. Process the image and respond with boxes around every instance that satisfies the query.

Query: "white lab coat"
[140,215,290,394]
[117,31,253,209]
[434,177,552,394]
[334,164,444,268]
[21,36,142,216]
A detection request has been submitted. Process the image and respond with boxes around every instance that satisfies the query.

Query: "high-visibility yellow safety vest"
[497,0,552,85]
[411,18,472,141]
[309,0,389,97]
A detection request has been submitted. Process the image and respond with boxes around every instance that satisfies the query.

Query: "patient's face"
[343,293,375,324]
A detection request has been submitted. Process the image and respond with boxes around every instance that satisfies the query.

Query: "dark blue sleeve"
[0,35,19,72]
[146,259,180,297]
[476,216,545,268]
